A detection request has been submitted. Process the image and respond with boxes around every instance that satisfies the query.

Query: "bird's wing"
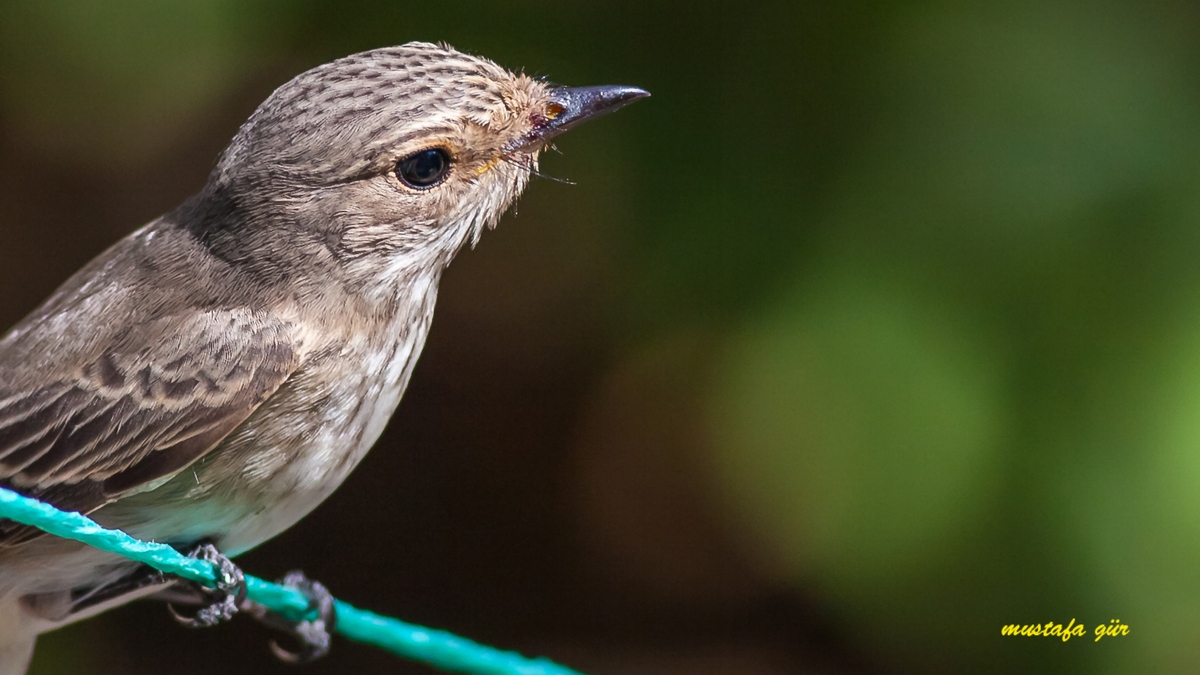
[0,308,300,547]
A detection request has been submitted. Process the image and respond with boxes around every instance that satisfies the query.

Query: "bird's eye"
[396,148,451,189]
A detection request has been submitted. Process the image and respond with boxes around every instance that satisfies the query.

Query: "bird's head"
[192,42,646,286]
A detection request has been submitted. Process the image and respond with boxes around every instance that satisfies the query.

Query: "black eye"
[396,148,451,189]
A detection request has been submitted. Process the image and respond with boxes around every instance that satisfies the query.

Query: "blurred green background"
[2,1,1198,673]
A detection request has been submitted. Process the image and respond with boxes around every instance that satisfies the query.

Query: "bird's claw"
[167,542,247,628]
[263,570,337,664]
[162,547,335,663]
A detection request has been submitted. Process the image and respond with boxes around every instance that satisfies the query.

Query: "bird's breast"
[107,273,442,555]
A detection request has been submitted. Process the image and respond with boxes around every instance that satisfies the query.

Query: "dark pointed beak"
[509,85,649,153]
[544,85,651,135]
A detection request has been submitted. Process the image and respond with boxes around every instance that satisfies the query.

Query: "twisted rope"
[0,486,583,675]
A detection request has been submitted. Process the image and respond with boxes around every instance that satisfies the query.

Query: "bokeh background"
[3,1,1199,673]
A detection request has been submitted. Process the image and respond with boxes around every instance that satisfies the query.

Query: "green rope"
[0,486,584,675]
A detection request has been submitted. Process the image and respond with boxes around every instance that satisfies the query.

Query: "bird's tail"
[0,595,35,675]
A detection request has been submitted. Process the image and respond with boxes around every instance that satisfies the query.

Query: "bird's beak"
[508,85,649,153]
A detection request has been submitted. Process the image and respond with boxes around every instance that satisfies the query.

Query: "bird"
[0,41,647,674]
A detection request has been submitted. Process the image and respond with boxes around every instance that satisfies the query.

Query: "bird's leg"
[166,541,247,628]
[239,570,337,664]
[159,543,334,662]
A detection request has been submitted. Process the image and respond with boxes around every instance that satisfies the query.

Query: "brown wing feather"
[0,309,299,547]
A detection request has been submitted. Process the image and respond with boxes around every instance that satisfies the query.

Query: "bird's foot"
[240,570,337,664]
[167,542,247,628]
